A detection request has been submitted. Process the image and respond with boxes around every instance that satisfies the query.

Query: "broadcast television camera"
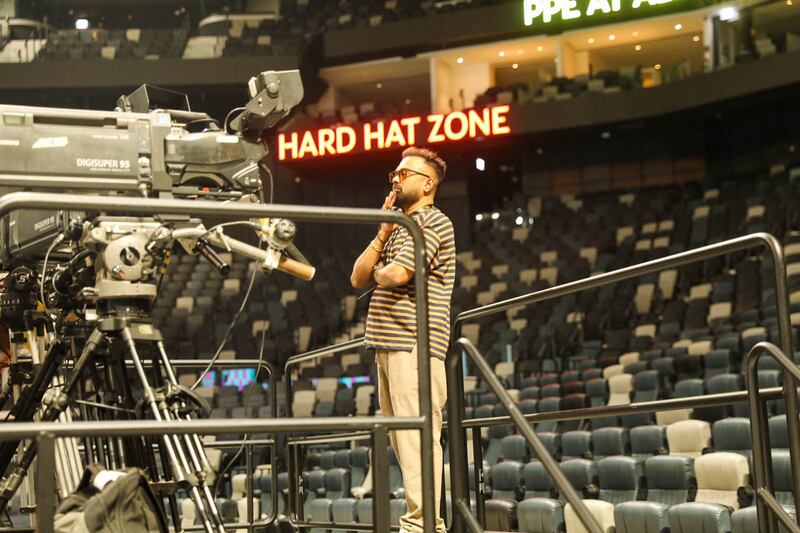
[0,71,310,530]
[0,69,303,266]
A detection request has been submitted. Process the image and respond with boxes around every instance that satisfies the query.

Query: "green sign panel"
[524,0,676,26]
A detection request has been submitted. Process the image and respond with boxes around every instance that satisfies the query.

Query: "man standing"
[350,147,455,533]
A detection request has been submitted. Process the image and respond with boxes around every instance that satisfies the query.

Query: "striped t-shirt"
[365,205,456,360]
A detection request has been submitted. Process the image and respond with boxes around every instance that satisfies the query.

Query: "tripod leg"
[154,341,227,529]
[119,328,223,533]
[73,338,98,466]
[0,338,68,474]
[155,342,216,474]
[0,329,103,514]
[54,384,84,496]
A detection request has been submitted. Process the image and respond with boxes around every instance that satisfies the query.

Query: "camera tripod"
[0,303,227,532]
[0,213,311,530]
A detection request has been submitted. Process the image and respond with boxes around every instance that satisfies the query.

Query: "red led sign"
[277,105,512,161]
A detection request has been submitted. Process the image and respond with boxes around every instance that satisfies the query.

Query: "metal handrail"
[446,232,798,532]
[445,386,785,429]
[746,342,800,533]
[0,417,423,532]
[285,338,364,374]
[0,192,437,533]
[457,338,603,533]
[0,417,426,439]
[282,339,368,525]
[284,337,363,420]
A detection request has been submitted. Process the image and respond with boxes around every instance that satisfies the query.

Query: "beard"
[393,186,419,206]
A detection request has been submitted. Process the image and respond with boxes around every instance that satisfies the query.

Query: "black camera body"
[0,69,304,267]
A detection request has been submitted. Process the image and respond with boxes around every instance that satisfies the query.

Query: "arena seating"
[35,27,188,61]
[0,39,45,62]
[164,154,800,529]
[1,1,508,64]
[214,0,504,48]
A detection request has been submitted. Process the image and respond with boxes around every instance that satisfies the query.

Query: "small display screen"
[221,368,255,391]
[311,375,371,389]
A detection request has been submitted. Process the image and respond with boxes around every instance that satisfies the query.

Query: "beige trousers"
[376,346,447,533]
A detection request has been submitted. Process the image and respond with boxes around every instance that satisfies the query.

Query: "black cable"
[212,271,271,500]
[190,264,259,391]
[258,160,274,205]
[223,107,246,135]
[191,163,272,390]
[204,157,278,492]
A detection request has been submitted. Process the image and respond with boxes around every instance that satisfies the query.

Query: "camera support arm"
[172,225,315,282]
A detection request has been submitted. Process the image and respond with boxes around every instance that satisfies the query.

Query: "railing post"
[747,342,800,532]
[471,426,486,528]
[36,431,55,533]
[446,346,469,533]
[371,425,391,533]
[246,442,254,533]
[748,356,777,533]
[266,361,279,528]
[289,442,301,523]
[763,235,800,524]
[267,440,279,527]
[406,224,436,533]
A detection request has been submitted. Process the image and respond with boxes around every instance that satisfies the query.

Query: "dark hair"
[402,146,447,184]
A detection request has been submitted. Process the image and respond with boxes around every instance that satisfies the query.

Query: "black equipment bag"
[54,464,167,533]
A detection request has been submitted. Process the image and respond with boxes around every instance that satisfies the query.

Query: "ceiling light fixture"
[719,6,740,20]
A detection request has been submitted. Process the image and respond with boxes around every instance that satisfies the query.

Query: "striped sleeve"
[392,213,446,272]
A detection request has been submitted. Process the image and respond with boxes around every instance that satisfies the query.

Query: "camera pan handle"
[276,255,315,282]
[202,231,315,282]
[192,239,231,277]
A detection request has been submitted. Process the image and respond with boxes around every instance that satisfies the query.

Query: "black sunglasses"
[388,168,433,186]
